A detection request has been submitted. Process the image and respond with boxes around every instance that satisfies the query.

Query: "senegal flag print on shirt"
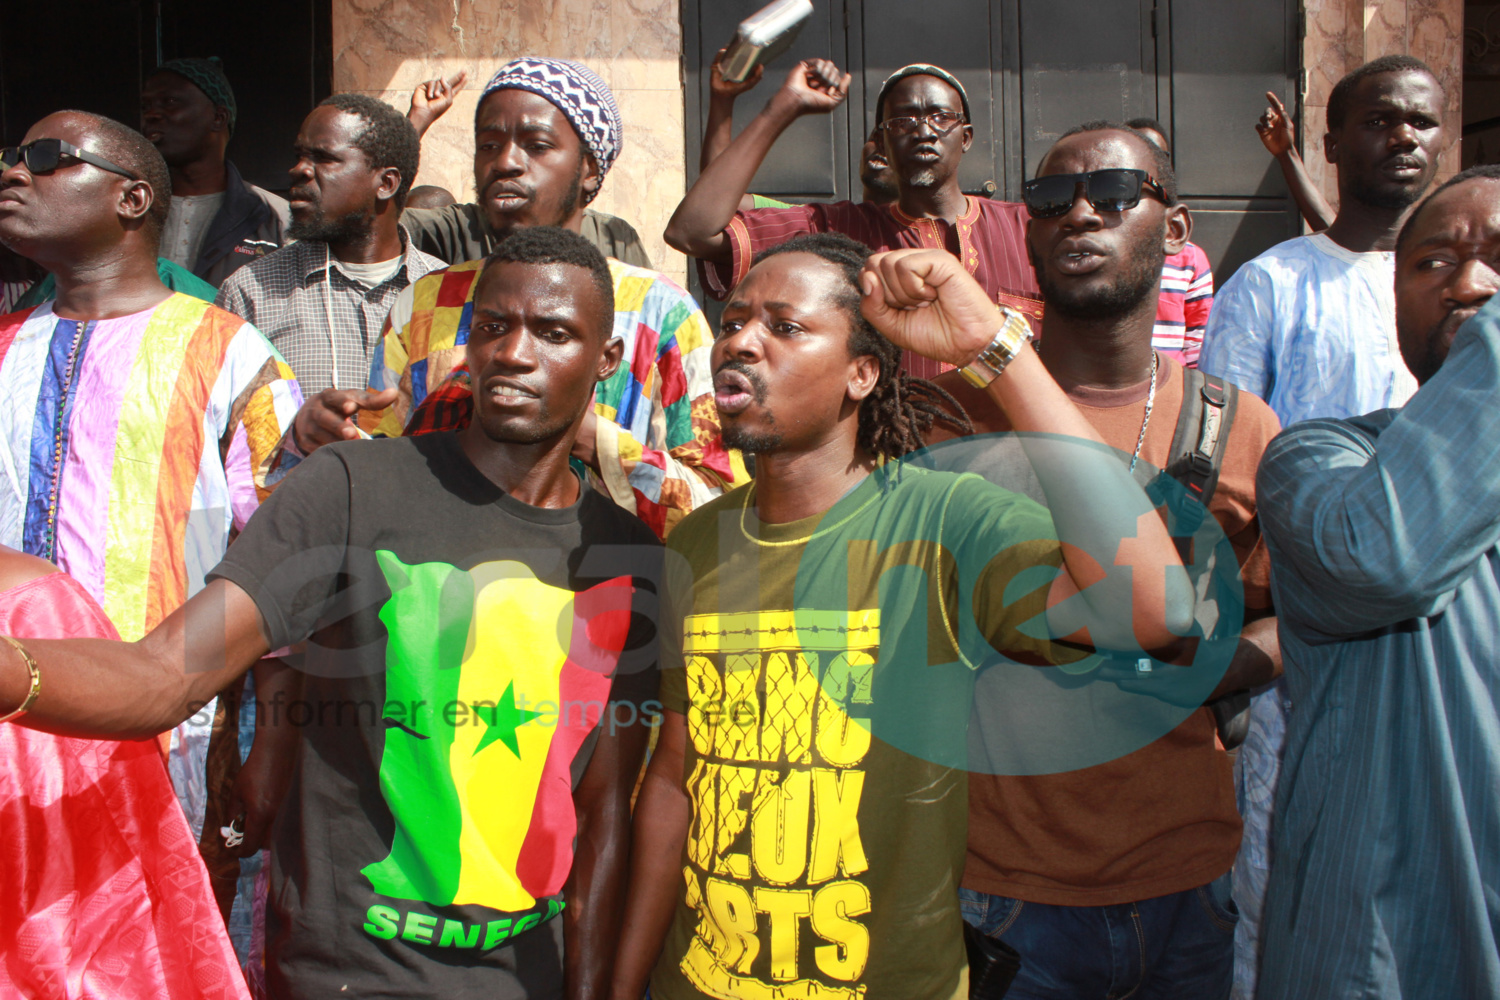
[359,553,633,950]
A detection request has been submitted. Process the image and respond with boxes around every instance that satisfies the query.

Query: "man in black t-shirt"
[0,228,663,1000]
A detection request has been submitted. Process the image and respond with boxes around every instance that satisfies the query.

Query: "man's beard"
[1402,313,1465,385]
[906,168,939,189]
[558,158,584,217]
[475,157,584,231]
[716,359,782,453]
[1347,170,1428,212]
[722,425,784,453]
[1036,238,1165,320]
[863,173,898,202]
[861,152,897,202]
[1404,336,1445,385]
[288,206,372,244]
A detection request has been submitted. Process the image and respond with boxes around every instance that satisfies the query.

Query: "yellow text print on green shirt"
[679,608,879,999]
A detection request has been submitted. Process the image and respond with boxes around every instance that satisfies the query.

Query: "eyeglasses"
[878,111,966,137]
[0,138,138,181]
[1022,169,1166,219]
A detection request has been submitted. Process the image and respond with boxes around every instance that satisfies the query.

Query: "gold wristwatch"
[959,306,1033,388]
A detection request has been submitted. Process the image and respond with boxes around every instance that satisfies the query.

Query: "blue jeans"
[958,875,1237,1000]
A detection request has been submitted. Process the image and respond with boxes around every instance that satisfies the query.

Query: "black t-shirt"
[209,433,662,1000]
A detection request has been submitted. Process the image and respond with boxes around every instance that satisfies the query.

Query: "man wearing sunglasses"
[665,61,1041,379]
[0,110,301,924]
[930,122,1285,1000]
[6,140,221,312]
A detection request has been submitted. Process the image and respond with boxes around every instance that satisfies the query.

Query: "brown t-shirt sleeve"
[929,361,1280,612]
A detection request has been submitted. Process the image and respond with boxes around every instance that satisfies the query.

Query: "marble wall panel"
[1301,102,1341,218]
[363,87,481,201]
[1410,0,1466,178]
[1306,0,1360,105]
[1366,0,1412,62]
[333,0,688,283]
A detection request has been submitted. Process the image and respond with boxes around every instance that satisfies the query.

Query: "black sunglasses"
[0,138,138,181]
[1022,169,1166,219]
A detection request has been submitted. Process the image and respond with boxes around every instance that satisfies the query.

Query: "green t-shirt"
[15,257,219,310]
[749,194,793,209]
[654,463,1064,1000]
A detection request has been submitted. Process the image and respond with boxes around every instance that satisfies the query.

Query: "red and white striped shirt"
[1154,241,1215,367]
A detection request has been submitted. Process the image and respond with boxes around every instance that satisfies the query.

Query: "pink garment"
[1154,241,1216,367]
[0,570,248,1000]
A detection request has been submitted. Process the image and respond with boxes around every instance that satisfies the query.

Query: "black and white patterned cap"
[479,58,624,178]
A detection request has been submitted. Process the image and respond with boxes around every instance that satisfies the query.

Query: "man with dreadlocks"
[610,232,1194,1000]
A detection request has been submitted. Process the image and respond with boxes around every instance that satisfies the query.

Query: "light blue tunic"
[1200,232,1416,427]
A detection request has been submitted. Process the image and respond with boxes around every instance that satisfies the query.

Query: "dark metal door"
[1166,0,1303,278]
[1015,0,1157,179]
[155,0,334,192]
[677,0,1305,281]
[682,0,854,201]
[0,0,331,194]
[858,0,1001,197]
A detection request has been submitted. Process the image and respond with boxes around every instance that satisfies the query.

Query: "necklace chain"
[1128,351,1160,473]
[737,481,883,547]
[736,356,1159,541]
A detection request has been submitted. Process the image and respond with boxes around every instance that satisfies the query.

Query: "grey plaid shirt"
[215,230,444,394]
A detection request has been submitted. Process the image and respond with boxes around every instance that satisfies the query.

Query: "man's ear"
[960,122,974,154]
[580,152,603,204]
[1164,203,1191,256]
[210,105,231,136]
[1323,129,1338,165]
[375,167,402,205]
[597,335,625,382]
[847,352,880,403]
[119,179,155,228]
[1024,226,1039,270]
